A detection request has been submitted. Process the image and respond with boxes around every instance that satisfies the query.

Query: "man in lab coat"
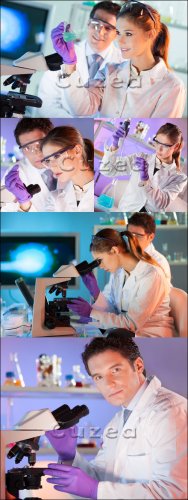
[127,212,171,282]
[44,332,187,499]
[1,118,56,212]
[37,1,123,117]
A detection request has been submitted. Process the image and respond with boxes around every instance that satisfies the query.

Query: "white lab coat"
[145,242,171,284]
[54,58,186,117]
[37,40,123,117]
[73,376,187,499]
[1,158,51,212]
[100,147,187,211]
[90,260,175,337]
[44,179,94,212]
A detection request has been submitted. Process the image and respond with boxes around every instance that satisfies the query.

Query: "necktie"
[88,54,103,80]
[123,408,132,426]
[41,170,57,191]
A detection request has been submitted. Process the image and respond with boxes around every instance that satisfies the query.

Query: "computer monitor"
[1,233,80,287]
[1,0,53,62]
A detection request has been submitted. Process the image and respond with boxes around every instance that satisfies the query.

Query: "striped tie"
[123,408,132,426]
[88,54,103,79]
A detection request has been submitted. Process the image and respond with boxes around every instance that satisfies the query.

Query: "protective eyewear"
[127,231,147,238]
[41,146,75,168]
[19,139,43,153]
[118,0,156,27]
[88,18,117,33]
[153,137,176,150]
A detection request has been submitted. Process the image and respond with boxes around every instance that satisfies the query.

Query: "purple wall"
[1,338,187,433]
[94,118,187,196]
[1,117,94,166]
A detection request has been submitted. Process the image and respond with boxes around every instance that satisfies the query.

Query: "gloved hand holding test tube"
[133,155,149,187]
[51,22,77,64]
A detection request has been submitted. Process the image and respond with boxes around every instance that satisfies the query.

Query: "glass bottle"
[63,22,77,41]
[65,374,76,387]
[72,365,87,387]
[9,352,25,387]
[4,371,16,385]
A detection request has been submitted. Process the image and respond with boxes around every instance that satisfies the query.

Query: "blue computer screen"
[1,0,49,60]
[1,234,79,286]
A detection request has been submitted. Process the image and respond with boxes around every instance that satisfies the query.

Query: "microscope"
[15,259,101,336]
[2,402,89,499]
[1,52,62,117]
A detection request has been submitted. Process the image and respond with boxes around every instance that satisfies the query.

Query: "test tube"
[63,22,77,42]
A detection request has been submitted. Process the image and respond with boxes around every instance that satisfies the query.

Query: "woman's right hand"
[81,272,100,300]
[51,22,77,64]
[112,123,126,149]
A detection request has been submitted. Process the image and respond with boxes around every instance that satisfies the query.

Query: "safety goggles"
[41,146,76,168]
[88,18,117,34]
[19,138,43,153]
[127,230,147,238]
[153,137,177,151]
[118,0,156,27]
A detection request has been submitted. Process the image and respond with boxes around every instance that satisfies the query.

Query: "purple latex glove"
[5,164,32,203]
[112,123,126,148]
[45,426,77,461]
[81,272,100,299]
[44,464,98,499]
[51,22,77,64]
[135,157,149,181]
[67,297,92,318]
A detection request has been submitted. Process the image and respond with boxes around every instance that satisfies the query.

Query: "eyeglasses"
[41,146,75,168]
[127,231,147,238]
[88,18,117,34]
[153,137,176,151]
[118,0,156,27]
[19,139,43,153]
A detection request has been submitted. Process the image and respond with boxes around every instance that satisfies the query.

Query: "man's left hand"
[44,463,98,499]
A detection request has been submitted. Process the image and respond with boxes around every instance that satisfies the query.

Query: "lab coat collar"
[145,242,155,254]
[155,155,177,170]
[122,378,149,412]
[128,259,151,279]
[127,57,168,87]
[121,376,161,421]
[85,40,114,60]
[73,179,93,193]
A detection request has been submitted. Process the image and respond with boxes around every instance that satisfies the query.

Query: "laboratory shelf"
[94,224,187,232]
[167,22,187,30]
[168,261,187,266]
[1,386,102,399]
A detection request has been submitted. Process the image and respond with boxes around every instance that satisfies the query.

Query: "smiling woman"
[53,1,186,117]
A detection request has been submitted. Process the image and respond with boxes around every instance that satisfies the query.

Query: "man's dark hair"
[90,1,121,19]
[128,213,156,235]
[14,118,54,145]
[82,329,146,377]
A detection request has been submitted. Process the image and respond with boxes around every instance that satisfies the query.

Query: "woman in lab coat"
[41,126,94,212]
[99,122,187,211]
[67,228,175,337]
[54,2,186,117]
